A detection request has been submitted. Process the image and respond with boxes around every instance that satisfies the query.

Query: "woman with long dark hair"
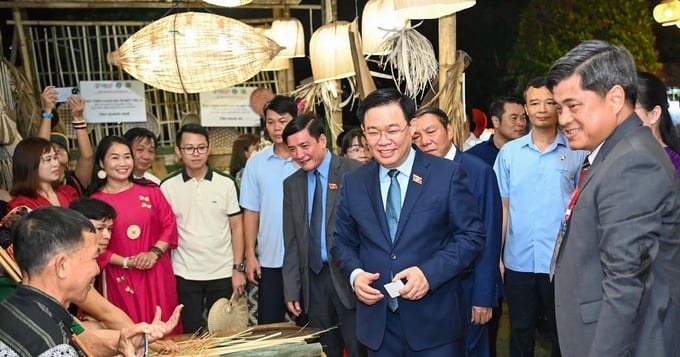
[87,135,181,334]
[635,71,680,177]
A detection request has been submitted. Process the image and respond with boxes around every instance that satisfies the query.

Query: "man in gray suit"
[281,113,364,357]
[547,39,680,357]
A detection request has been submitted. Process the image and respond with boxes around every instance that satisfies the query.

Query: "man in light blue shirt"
[240,95,299,324]
[494,77,585,357]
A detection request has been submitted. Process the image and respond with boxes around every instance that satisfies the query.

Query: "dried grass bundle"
[423,50,471,150]
[108,12,282,94]
[290,78,357,146]
[153,325,328,356]
[380,22,438,99]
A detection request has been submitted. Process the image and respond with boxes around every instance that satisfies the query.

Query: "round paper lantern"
[394,0,476,19]
[107,12,282,93]
[309,21,355,83]
[270,18,306,58]
[362,0,410,55]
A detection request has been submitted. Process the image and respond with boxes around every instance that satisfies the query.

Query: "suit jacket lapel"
[581,114,642,192]
[325,155,341,242]
[292,169,310,263]
[395,151,429,242]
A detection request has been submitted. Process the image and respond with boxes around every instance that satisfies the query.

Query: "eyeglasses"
[180,145,209,155]
[347,145,369,154]
[364,125,408,141]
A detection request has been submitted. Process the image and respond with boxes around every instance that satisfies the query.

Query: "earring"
[97,169,107,180]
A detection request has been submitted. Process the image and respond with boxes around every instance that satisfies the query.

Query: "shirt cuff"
[349,268,365,291]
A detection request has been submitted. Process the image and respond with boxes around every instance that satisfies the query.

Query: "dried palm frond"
[289,78,357,147]
[380,22,438,99]
[423,50,471,150]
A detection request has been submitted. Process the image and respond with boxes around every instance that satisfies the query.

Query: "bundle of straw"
[380,22,438,99]
[108,12,283,94]
[154,324,327,356]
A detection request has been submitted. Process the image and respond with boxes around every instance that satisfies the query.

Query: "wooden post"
[438,13,466,150]
[12,8,34,87]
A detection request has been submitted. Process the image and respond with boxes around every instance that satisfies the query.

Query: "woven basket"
[207,293,249,332]
[207,127,240,171]
[107,12,283,94]
[121,112,161,137]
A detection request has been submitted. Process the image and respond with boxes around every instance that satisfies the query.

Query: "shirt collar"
[379,146,416,180]
[182,166,213,182]
[588,141,605,165]
[444,145,457,161]
[308,150,332,179]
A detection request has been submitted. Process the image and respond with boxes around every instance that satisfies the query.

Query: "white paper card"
[384,280,405,298]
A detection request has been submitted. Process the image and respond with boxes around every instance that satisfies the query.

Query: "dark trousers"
[176,276,233,334]
[257,267,286,324]
[302,264,365,357]
[504,269,561,357]
[461,273,490,357]
[368,310,465,357]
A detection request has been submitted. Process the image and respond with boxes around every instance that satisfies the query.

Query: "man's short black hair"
[413,107,449,128]
[282,113,325,144]
[13,207,94,277]
[70,197,116,221]
[357,88,416,125]
[123,127,157,147]
[489,96,525,121]
[263,95,298,119]
[175,124,209,147]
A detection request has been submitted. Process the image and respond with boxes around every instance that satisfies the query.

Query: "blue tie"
[308,170,323,274]
[386,169,401,241]
[386,169,401,312]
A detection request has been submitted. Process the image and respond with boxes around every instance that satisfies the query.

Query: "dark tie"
[386,169,401,312]
[309,170,323,274]
[578,156,591,188]
[386,169,401,241]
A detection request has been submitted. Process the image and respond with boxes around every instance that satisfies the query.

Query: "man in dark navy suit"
[411,107,503,357]
[331,88,485,356]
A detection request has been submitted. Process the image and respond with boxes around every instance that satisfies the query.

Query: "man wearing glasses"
[160,124,245,333]
[332,88,485,356]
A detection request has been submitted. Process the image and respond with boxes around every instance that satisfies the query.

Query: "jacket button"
[390,254,397,260]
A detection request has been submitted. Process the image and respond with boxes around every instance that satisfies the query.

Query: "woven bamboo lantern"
[362,0,410,55]
[203,0,253,6]
[309,21,355,83]
[107,12,282,93]
[258,27,290,71]
[270,18,305,58]
[394,0,476,19]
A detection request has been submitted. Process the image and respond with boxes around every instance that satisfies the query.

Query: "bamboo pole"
[11,8,34,87]
[438,13,466,150]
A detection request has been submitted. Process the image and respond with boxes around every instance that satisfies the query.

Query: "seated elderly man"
[0,207,178,356]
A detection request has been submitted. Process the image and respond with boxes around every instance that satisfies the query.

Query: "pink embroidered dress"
[92,183,182,335]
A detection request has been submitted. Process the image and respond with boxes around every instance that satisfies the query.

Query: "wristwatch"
[233,262,246,273]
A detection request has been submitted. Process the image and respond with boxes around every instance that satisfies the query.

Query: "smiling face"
[100,143,134,183]
[362,102,414,169]
[552,74,620,151]
[493,102,527,141]
[130,137,156,174]
[525,86,558,130]
[287,127,328,172]
[411,113,453,158]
